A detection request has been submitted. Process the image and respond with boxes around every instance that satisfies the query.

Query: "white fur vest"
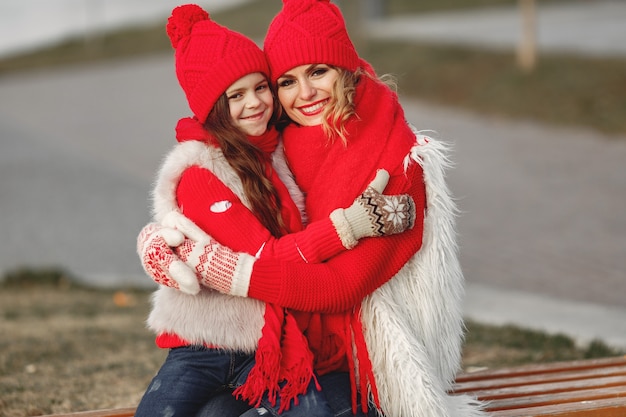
[146,140,302,352]
[147,135,485,415]
[361,131,486,416]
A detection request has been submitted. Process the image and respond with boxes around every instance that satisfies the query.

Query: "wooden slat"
[488,397,626,417]
[454,375,626,399]
[459,375,626,400]
[486,385,626,411]
[456,356,626,383]
[36,407,136,417]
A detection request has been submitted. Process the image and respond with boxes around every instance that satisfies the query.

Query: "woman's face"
[226,72,273,136]
[276,64,339,126]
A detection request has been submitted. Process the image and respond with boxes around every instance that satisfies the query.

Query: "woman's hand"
[330,169,416,249]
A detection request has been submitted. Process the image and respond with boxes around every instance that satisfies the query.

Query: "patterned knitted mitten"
[137,222,200,294]
[330,169,416,248]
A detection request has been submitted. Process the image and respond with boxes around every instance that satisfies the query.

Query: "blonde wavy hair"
[282,66,397,145]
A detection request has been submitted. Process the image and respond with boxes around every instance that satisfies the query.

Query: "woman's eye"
[277,79,294,88]
[311,67,328,77]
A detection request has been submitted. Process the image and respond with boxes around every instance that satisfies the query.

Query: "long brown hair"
[205,94,285,237]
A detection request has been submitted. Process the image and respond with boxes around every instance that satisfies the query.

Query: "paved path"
[0,56,184,288]
[1,1,625,348]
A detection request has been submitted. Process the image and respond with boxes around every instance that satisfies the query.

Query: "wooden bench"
[454,355,626,416]
[39,356,626,417]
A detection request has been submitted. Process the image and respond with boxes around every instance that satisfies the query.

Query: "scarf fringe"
[234,307,317,414]
[352,309,380,414]
[233,344,281,408]
[277,359,320,413]
[233,349,320,413]
[344,314,359,415]
[276,312,319,413]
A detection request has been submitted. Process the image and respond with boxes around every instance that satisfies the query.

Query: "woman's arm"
[138,164,416,294]
[246,163,426,313]
[139,162,425,310]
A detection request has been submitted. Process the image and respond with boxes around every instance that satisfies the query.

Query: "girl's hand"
[137,212,256,297]
[137,222,200,295]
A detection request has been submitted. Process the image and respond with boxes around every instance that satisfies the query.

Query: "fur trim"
[149,140,267,349]
[147,287,265,352]
[360,131,487,416]
[152,140,247,222]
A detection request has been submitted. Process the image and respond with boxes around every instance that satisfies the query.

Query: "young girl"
[135,4,415,417]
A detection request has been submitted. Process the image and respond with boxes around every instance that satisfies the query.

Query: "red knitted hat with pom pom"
[263,0,360,83]
[167,4,269,123]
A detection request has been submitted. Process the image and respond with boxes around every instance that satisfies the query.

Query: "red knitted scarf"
[281,75,417,412]
[282,75,415,218]
[175,116,279,153]
[175,117,318,412]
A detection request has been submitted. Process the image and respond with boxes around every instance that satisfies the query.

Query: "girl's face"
[276,64,339,127]
[226,72,273,136]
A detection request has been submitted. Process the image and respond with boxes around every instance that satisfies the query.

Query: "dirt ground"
[0,283,619,417]
[0,286,165,416]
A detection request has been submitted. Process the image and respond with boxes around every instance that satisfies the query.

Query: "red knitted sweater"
[247,76,427,314]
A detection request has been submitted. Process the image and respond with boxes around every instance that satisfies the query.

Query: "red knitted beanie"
[263,0,360,83]
[167,4,269,123]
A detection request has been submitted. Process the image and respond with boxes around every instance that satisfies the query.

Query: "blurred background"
[1,0,625,347]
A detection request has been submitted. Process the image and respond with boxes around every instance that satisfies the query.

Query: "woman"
[140,1,486,415]
[135,4,415,417]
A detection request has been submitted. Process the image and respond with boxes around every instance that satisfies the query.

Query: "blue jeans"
[197,371,378,417]
[134,346,333,417]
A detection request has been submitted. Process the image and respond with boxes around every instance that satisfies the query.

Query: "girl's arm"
[177,165,341,263]
[176,165,413,264]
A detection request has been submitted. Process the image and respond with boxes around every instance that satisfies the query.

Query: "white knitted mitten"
[330,170,416,249]
[137,222,200,295]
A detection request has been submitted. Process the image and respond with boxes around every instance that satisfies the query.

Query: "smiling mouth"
[242,110,265,121]
[298,99,329,115]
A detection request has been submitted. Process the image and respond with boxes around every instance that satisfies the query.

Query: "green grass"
[1,0,623,135]
[463,320,621,368]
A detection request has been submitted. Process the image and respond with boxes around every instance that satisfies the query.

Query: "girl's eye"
[228,93,242,100]
[256,83,268,92]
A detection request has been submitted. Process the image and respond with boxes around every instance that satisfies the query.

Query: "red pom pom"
[166,4,209,48]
